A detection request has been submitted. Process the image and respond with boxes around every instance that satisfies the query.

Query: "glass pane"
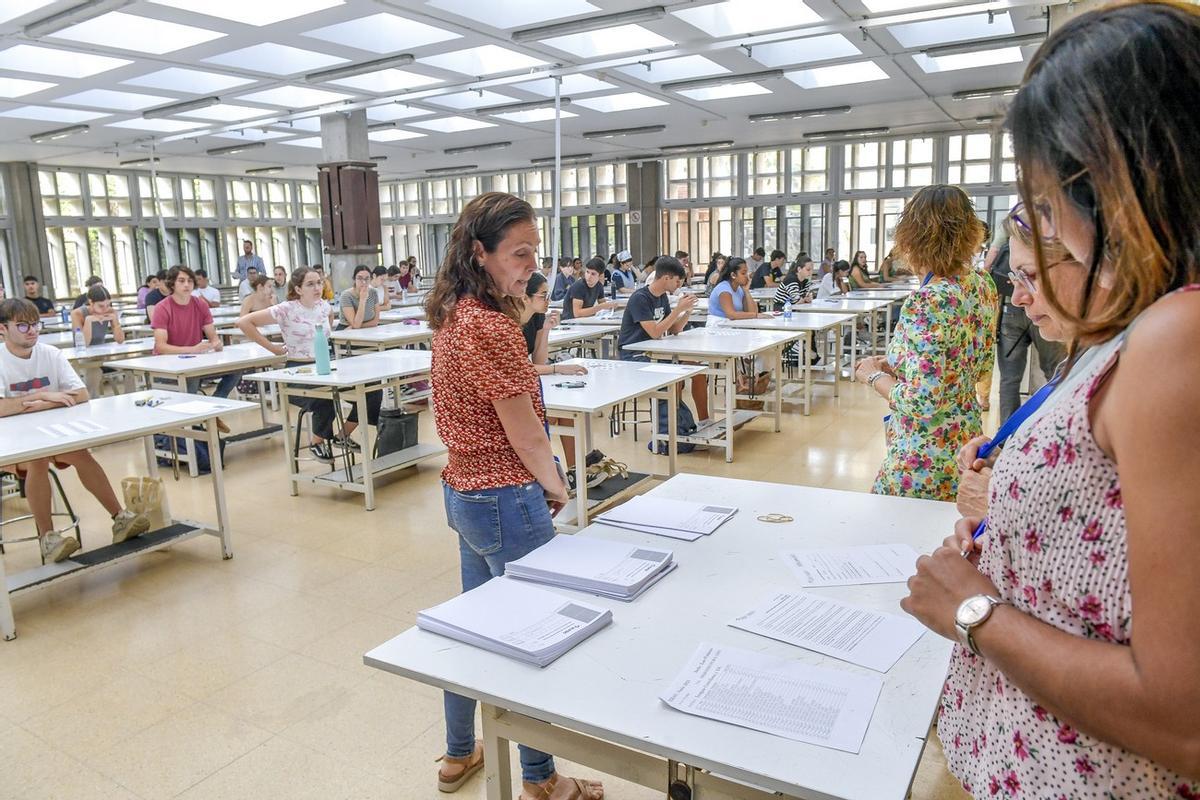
[964,163,991,183]
[965,133,991,160]
[911,137,934,162]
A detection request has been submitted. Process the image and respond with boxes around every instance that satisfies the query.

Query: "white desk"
[556,313,622,327]
[546,325,618,359]
[805,298,896,358]
[330,322,433,354]
[623,328,800,462]
[725,313,857,412]
[378,306,426,323]
[541,358,705,530]
[0,390,257,641]
[246,350,444,511]
[845,290,912,302]
[366,473,958,800]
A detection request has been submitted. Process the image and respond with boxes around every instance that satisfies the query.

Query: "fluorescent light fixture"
[50,11,224,54]
[615,54,727,83]
[370,155,387,161]
[492,108,578,123]
[1,105,105,123]
[574,92,668,113]
[304,13,459,54]
[1,1,58,26]
[914,46,1023,74]
[803,126,890,140]
[119,156,159,166]
[418,45,546,76]
[975,114,1002,124]
[246,166,286,175]
[677,82,772,101]
[539,25,672,59]
[663,69,783,93]
[305,53,414,84]
[30,123,89,142]
[582,124,666,139]
[328,68,440,93]
[150,0,344,26]
[205,43,347,76]
[207,141,267,156]
[107,118,204,132]
[368,129,426,142]
[888,11,1014,49]
[366,103,429,122]
[236,85,353,107]
[477,97,571,115]
[952,85,1019,101]
[409,116,497,133]
[922,33,1044,58]
[0,44,131,78]
[0,76,56,98]
[660,140,733,153]
[279,136,323,148]
[123,67,255,94]
[748,33,860,68]
[23,0,131,37]
[748,105,850,122]
[512,7,665,43]
[531,153,592,164]
[429,0,599,29]
[444,141,511,155]
[56,88,174,111]
[786,60,888,88]
[672,0,820,37]
[142,95,220,118]
[427,90,518,111]
[427,165,475,174]
[514,74,614,96]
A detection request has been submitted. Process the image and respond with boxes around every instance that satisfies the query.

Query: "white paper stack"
[595,496,737,541]
[506,536,675,601]
[416,577,612,667]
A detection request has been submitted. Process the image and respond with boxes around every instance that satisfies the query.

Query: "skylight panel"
[573,92,668,113]
[205,43,347,76]
[0,45,131,78]
[749,34,860,68]
[418,45,547,76]
[540,25,672,58]
[672,0,821,37]
[106,118,205,132]
[55,89,173,111]
[279,136,324,147]
[615,55,728,83]
[862,0,943,12]
[304,13,460,54]
[888,12,1015,49]
[786,60,888,88]
[179,103,276,122]
[328,69,441,93]
[677,82,772,101]
[49,11,225,55]
[366,104,430,122]
[235,85,354,107]
[0,77,56,99]
[0,105,106,123]
[213,129,290,141]
[492,108,578,123]
[280,117,322,131]
[408,116,498,133]
[149,0,345,26]
[514,74,615,96]
[913,46,1023,73]
[427,90,518,110]
[368,129,427,142]
[426,0,599,28]
[123,68,256,94]
[0,1,55,25]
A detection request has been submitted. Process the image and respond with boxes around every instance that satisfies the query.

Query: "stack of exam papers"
[416,577,612,667]
[507,536,676,601]
[595,496,737,541]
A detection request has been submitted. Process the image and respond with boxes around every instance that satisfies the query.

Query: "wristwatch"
[954,594,1010,655]
[866,370,886,388]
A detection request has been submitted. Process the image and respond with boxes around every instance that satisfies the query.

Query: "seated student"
[749,250,786,289]
[879,248,913,281]
[618,256,709,423]
[22,276,56,316]
[69,284,127,394]
[562,258,618,321]
[708,257,770,321]
[548,258,575,301]
[704,253,726,289]
[817,260,852,299]
[193,269,222,308]
[847,250,884,289]
[0,299,150,562]
[338,265,381,329]
[371,266,391,310]
[315,264,335,301]
[773,256,817,310]
[71,275,103,310]
[237,265,259,300]
[236,266,372,461]
[239,275,275,316]
[136,274,158,309]
[143,270,168,322]
[272,266,288,304]
[610,250,639,294]
[396,261,416,293]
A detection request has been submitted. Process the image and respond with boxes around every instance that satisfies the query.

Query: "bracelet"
[866,370,887,388]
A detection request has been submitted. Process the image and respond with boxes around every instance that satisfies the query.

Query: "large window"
[948,133,993,185]
[226,179,261,218]
[39,170,85,217]
[844,142,886,190]
[594,164,626,204]
[890,137,935,188]
[181,177,217,218]
[666,158,698,200]
[523,170,553,209]
[701,154,735,198]
[559,167,591,207]
[789,146,828,193]
[87,174,132,217]
[140,176,177,218]
[748,149,784,197]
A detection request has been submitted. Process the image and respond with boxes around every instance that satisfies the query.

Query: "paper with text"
[781,544,920,587]
[596,496,736,536]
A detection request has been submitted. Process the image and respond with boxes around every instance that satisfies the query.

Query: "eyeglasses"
[354,275,370,282]
[531,291,549,300]
[1008,259,1069,295]
[12,321,42,333]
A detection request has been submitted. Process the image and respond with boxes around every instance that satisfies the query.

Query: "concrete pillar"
[319,109,371,293]
[625,160,661,263]
[3,162,51,289]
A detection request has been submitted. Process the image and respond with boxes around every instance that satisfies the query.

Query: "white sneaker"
[40,532,80,563]
[112,509,151,544]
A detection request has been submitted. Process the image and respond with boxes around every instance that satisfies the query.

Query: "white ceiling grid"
[0,0,1056,180]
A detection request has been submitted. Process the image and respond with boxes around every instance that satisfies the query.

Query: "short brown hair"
[0,298,40,324]
[893,185,985,277]
[165,265,196,293]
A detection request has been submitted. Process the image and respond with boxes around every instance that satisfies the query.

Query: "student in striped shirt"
[772,255,817,311]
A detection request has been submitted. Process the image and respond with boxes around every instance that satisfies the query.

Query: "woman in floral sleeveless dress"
[901,4,1200,797]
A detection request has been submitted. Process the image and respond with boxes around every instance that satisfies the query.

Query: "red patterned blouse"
[431,295,546,492]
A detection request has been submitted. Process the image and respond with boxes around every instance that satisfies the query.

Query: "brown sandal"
[436,743,484,793]
[520,772,604,800]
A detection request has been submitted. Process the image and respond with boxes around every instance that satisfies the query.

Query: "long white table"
[546,324,618,359]
[0,390,257,641]
[804,298,897,358]
[845,289,912,302]
[725,313,857,412]
[246,350,444,511]
[541,358,705,531]
[330,322,433,354]
[365,473,959,800]
[378,306,426,323]
[623,328,800,462]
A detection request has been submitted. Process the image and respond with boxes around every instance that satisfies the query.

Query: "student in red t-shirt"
[151,265,241,403]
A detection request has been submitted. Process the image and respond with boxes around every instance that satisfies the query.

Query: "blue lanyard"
[977,376,1061,460]
[921,271,934,287]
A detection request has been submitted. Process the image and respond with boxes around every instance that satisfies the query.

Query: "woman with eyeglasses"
[338,265,380,330]
[902,4,1200,796]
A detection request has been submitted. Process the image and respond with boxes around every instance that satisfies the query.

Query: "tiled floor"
[1,368,975,800]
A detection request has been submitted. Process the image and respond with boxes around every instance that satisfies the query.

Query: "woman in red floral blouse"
[424,193,602,800]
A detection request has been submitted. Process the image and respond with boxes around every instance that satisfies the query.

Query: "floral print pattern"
[874,270,996,500]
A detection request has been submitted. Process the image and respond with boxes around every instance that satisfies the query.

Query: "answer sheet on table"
[780,544,921,587]
[660,642,881,753]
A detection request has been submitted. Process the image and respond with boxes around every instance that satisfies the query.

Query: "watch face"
[958,595,994,626]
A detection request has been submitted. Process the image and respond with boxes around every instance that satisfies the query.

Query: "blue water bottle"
[783,300,793,321]
[59,305,68,324]
[313,323,331,375]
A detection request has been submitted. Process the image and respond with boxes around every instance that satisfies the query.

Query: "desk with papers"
[366,473,958,800]
[330,322,433,354]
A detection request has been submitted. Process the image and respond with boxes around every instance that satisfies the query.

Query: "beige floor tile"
[0,725,142,800]
[135,630,290,699]
[175,736,378,800]
[231,591,365,651]
[298,610,411,674]
[0,632,130,723]
[248,547,373,594]
[205,652,368,733]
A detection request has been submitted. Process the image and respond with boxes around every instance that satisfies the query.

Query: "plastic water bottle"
[401,286,408,304]
[59,305,68,324]
[314,323,331,375]
[72,326,84,348]
[783,300,793,321]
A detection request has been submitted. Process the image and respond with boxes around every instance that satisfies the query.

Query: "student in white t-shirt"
[238,265,260,300]
[817,260,852,300]
[193,269,221,307]
[0,298,150,563]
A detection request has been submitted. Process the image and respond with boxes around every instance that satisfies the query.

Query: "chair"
[0,467,82,564]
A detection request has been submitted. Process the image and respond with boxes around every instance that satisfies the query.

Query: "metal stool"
[0,468,82,565]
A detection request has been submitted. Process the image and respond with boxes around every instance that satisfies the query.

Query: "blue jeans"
[441,481,557,784]
[186,373,241,398]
